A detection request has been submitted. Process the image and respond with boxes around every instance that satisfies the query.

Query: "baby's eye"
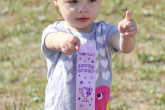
[88,0,96,2]
[97,92,104,100]
[68,0,77,4]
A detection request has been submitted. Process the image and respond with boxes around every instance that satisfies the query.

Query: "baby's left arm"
[111,10,137,54]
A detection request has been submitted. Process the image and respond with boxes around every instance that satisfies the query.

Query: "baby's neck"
[64,21,94,33]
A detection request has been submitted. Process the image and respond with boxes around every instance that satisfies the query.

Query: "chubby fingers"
[61,41,74,55]
[119,10,132,30]
[70,36,80,51]
[118,20,125,33]
[122,10,132,29]
[118,10,137,37]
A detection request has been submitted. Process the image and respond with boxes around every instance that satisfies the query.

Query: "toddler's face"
[54,0,101,32]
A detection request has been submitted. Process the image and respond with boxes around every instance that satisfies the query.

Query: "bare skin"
[45,10,137,55]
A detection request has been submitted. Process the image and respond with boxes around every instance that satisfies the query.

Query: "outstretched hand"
[61,34,80,55]
[118,10,137,38]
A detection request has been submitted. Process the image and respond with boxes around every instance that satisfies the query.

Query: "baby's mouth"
[76,17,89,22]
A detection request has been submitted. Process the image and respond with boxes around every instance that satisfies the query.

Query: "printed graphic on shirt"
[76,44,96,110]
[42,21,118,110]
[95,86,111,110]
[79,87,93,102]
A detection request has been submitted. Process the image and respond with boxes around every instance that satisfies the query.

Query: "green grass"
[0,0,165,110]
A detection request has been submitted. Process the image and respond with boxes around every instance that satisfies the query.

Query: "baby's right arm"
[45,32,80,55]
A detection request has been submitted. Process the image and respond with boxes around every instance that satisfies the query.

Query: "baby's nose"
[77,5,88,13]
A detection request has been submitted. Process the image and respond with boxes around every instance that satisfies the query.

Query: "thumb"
[125,10,131,21]
[118,20,125,33]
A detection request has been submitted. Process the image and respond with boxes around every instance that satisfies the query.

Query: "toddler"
[41,0,137,110]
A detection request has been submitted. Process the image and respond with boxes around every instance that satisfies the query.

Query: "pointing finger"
[75,38,80,51]
[126,10,132,21]
[70,36,77,44]
[70,36,80,51]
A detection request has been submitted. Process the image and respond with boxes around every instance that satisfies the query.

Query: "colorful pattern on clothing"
[41,21,118,110]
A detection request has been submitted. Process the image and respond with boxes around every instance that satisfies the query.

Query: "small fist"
[61,35,80,55]
[118,10,137,38]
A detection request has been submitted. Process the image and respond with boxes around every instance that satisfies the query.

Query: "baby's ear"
[53,0,59,7]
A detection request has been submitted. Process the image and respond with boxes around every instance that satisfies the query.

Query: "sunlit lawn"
[0,0,165,110]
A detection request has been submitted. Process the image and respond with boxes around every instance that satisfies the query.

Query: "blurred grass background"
[0,0,165,110]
